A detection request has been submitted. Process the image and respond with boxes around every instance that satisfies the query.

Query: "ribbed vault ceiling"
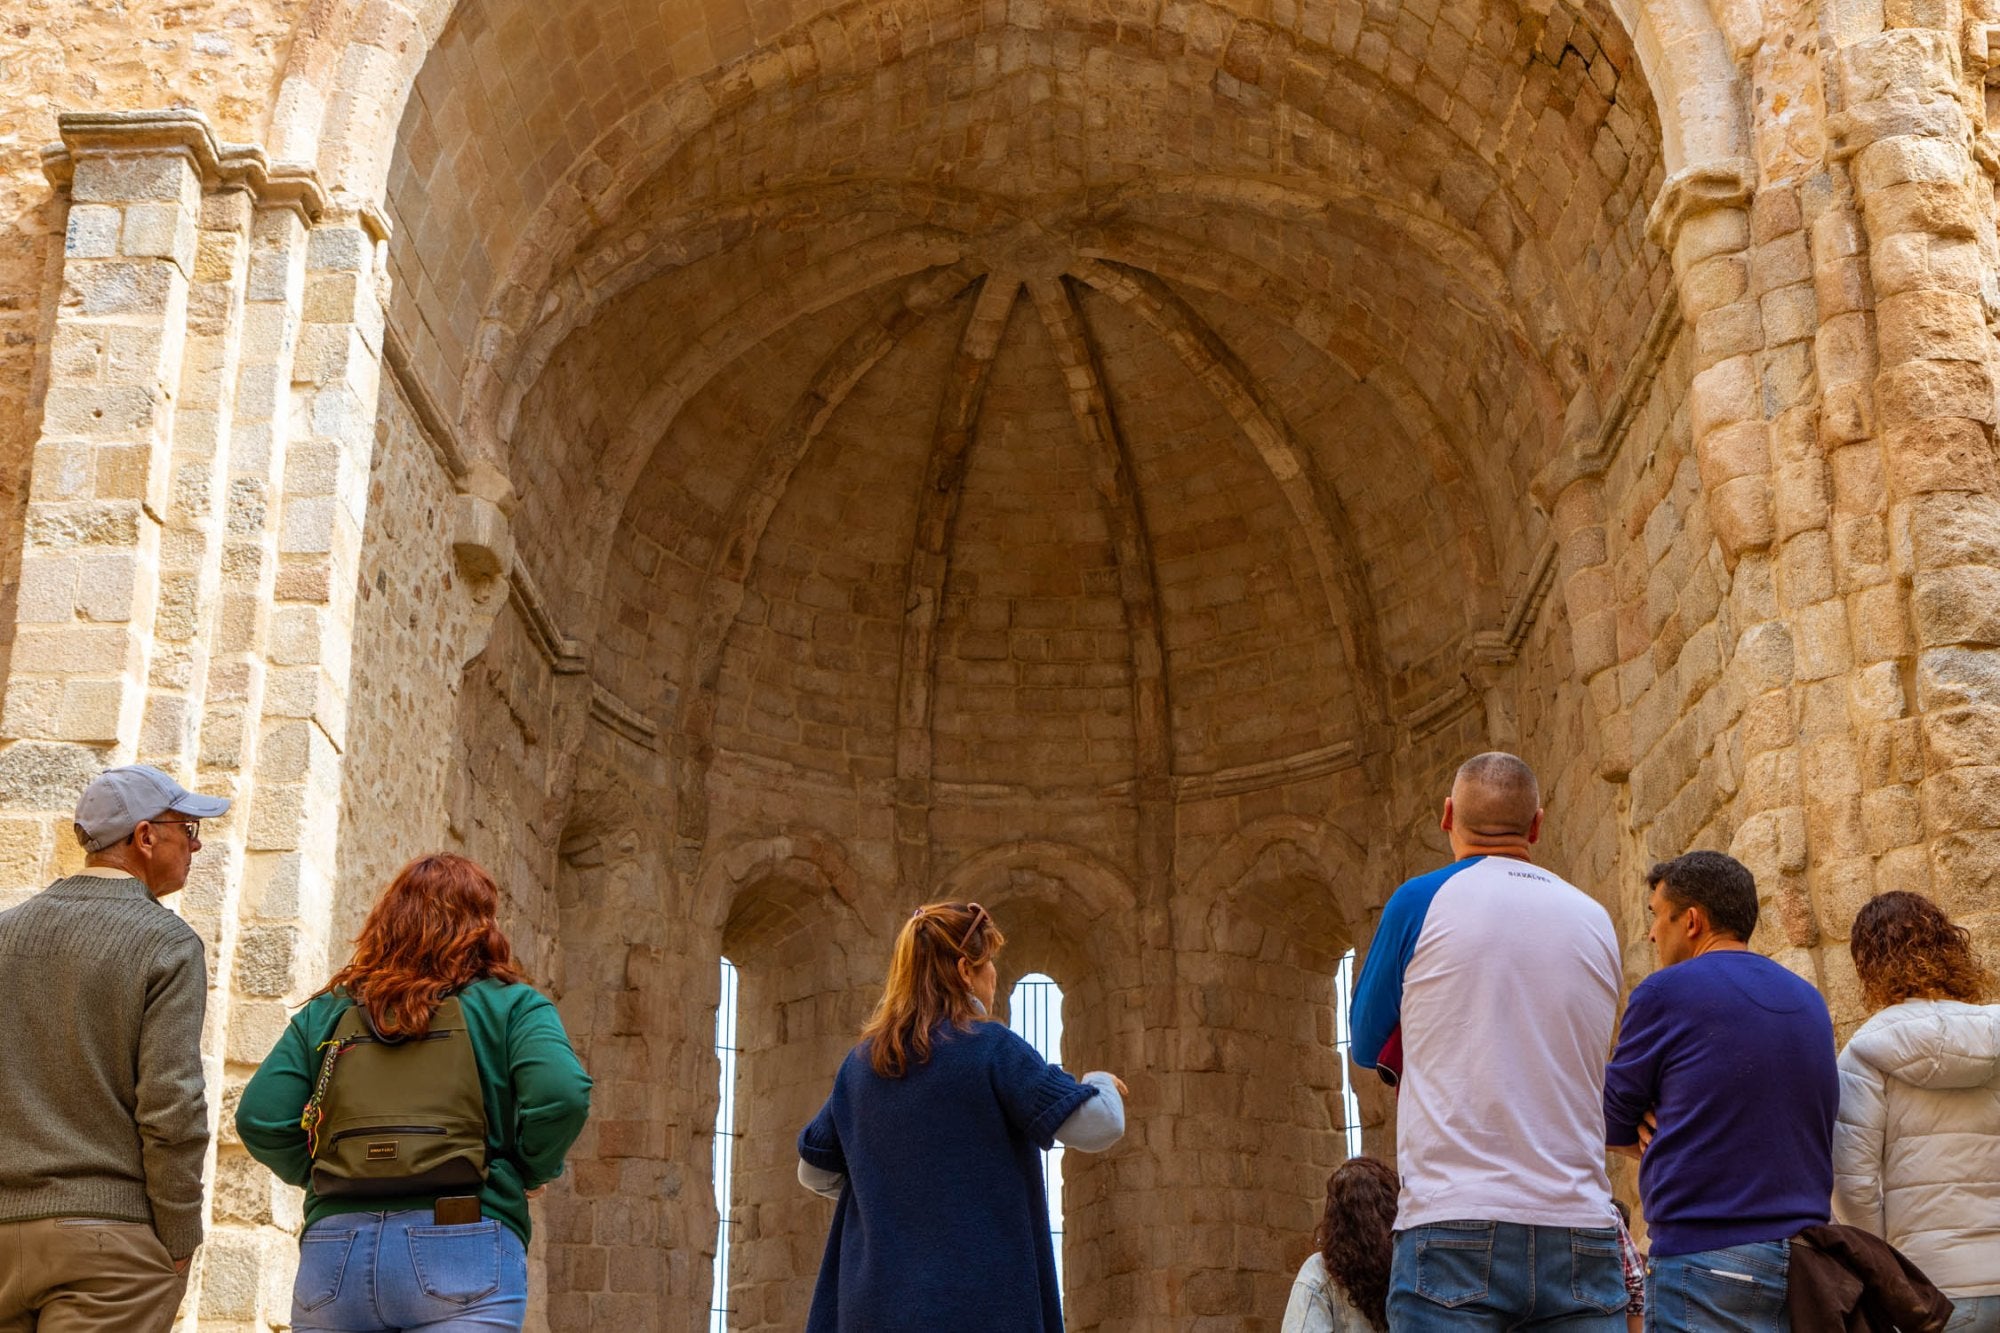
[379,0,1674,796]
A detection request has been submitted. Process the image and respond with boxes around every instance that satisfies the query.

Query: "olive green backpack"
[301,995,490,1198]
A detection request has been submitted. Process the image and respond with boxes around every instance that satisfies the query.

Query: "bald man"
[1350,753,1626,1330]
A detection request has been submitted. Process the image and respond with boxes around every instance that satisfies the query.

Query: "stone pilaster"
[1648,163,1820,965]
[197,200,314,1333]
[1829,9,2000,954]
[0,117,206,879]
[190,211,386,1330]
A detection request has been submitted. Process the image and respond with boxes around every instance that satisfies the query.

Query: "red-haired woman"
[237,854,591,1332]
[1281,1157,1398,1333]
[1834,890,2000,1332]
[796,901,1128,1331]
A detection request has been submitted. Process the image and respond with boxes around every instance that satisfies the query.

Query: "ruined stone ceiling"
[379,0,1672,783]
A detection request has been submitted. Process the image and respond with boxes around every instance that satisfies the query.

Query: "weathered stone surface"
[2,0,2000,1322]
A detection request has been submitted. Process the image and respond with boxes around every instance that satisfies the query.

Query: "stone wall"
[332,373,485,941]
[3,0,2000,1323]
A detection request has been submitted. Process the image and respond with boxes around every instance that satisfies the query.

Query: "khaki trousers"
[0,1218,185,1333]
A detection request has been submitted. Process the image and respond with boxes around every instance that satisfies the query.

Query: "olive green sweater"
[235,978,591,1246]
[0,873,209,1258]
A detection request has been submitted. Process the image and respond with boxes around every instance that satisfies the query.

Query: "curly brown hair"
[1850,891,1995,1011]
[1313,1156,1398,1332]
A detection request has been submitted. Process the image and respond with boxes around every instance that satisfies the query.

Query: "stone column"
[0,115,206,879]
[1830,15,2000,965]
[199,210,385,1329]
[198,200,315,1331]
[1648,164,1822,965]
[6,109,363,1329]
[724,916,884,1333]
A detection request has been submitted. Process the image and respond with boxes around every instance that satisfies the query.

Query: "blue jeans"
[1644,1241,1789,1333]
[291,1210,528,1332]
[1948,1295,2000,1332]
[1389,1221,1628,1329]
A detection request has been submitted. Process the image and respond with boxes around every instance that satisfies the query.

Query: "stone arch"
[694,827,871,942]
[694,829,881,1332]
[931,839,1143,1325]
[538,736,686,1326]
[1189,815,1368,972]
[934,839,1138,994]
[1175,814,1373,1317]
[286,0,1709,507]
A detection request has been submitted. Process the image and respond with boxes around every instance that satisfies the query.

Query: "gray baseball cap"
[74,765,231,852]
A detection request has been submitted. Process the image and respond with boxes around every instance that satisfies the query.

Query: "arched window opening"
[711,956,741,1332]
[1007,973,1068,1286]
[1335,948,1363,1159]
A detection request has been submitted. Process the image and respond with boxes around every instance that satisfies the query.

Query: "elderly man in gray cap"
[0,765,229,1332]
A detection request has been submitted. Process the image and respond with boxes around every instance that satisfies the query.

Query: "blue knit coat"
[798,1020,1097,1331]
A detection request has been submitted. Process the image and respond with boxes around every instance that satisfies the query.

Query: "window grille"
[1335,949,1363,1159]
[1007,973,1067,1287]
[710,956,740,1332]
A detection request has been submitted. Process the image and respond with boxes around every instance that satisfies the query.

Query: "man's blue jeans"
[1389,1220,1628,1329]
[1947,1294,2000,1332]
[1644,1240,1790,1333]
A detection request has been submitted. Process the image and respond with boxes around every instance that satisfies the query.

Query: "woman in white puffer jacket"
[1834,890,2000,1332]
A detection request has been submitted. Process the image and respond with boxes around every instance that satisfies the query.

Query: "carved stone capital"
[42,109,329,224]
[1645,158,1756,252]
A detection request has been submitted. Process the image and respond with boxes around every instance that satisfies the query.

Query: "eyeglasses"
[150,819,200,843]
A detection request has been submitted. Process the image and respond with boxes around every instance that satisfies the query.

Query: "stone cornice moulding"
[1644,158,1756,253]
[1468,537,1560,666]
[382,321,473,482]
[505,562,587,676]
[1403,680,1480,740]
[1172,742,1362,800]
[42,109,332,225]
[1531,283,1684,510]
[590,684,661,749]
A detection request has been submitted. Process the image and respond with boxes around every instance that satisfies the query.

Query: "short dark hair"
[1451,752,1540,836]
[1648,851,1758,942]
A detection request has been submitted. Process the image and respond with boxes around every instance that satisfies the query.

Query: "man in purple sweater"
[1604,851,1837,1332]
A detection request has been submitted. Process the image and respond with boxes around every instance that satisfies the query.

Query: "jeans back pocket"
[1415,1221,1496,1308]
[406,1221,502,1306]
[1569,1227,1628,1314]
[294,1229,357,1314]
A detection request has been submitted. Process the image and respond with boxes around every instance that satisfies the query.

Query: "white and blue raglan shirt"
[1350,854,1622,1230]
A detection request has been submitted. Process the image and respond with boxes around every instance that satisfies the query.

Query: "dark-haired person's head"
[1645,850,1757,966]
[1442,752,1542,857]
[1850,890,1994,1012]
[1314,1156,1398,1332]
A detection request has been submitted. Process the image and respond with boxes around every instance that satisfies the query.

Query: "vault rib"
[890,276,1021,894]
[668,263,983,870]
[1027,277,1175,908]
[1079,223,1508,631]
[1069,258,1393,752]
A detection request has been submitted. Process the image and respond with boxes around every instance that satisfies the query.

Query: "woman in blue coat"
[797,901,1127,1331]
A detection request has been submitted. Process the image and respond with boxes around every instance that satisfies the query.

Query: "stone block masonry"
[2,0,1999,1323]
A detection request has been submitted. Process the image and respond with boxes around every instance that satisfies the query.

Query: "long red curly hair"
[320,854,526,1037]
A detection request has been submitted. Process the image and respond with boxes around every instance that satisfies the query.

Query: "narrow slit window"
[1007,973,1067,1288]
[1335,948,1363,1159]
[711,956,740,1332]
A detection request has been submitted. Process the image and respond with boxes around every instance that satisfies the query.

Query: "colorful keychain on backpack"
[301,1033,362,1157]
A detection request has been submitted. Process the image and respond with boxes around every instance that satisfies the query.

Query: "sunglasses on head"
[911,901,992,958]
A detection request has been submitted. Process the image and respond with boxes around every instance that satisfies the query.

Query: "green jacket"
[236,978,592,1246]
